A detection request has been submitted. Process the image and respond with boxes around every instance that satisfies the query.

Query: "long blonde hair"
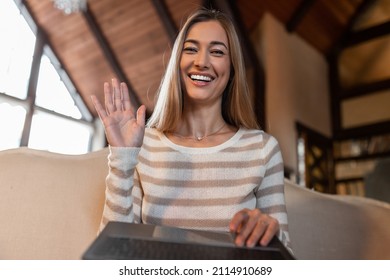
[147,8,259,131]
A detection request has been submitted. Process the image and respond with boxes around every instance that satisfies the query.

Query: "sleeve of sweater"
[256,135,292,252]
[99,146,142,232]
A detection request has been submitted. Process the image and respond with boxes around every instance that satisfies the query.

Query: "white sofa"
[0,147,389,259]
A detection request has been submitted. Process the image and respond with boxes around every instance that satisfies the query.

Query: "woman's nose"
[194,51,209,68]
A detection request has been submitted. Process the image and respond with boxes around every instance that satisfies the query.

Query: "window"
[0,101,26,150]
[35,55,82,119]
[0,0,35,99]
[29,110,92,155]
[0,0,103,154]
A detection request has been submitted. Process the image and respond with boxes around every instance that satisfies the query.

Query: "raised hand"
[91,78,146,147]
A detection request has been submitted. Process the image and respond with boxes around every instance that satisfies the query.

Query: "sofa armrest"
[0,147,109,260]
[284,179,390,260]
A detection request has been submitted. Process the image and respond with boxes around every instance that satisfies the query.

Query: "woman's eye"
[211,50,225,56]
[183,47,197,53]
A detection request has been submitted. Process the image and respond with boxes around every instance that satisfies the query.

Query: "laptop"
[82,221,295,260]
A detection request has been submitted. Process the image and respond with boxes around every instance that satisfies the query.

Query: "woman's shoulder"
[239,127,279,144]
[145,127,158,134]
[142,127,166,147]
[144,127,161,140]
[238,128,282,162]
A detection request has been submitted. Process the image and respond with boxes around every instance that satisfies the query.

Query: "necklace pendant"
[196,136,203,141]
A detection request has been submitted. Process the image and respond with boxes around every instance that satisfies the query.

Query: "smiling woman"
[92,8,292,254]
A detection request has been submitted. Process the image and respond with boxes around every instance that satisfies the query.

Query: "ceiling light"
[52,0,87,15]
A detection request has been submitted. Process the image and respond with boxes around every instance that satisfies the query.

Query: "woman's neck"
[166,109,236,147]
[177,105,225,136]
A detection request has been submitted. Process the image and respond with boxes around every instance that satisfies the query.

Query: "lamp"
[52,0,87,14]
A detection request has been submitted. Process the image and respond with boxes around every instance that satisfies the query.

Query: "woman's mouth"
[189,74,213,82]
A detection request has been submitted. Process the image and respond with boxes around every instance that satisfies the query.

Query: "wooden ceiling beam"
[341,78,390,100]
[150,0,177,43]
[335,121,390,140]
[343,21,390,47]
[82,3,140,108]
[328,0,377,56]
[286,0,317,32]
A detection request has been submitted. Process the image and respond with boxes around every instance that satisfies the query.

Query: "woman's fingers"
[112,78,123,112]
[136,105,146,127]
[244,220,267,247]
[233,210,261,246]
[91,79,146,148]
[229,209,252,246]
[121,82,132,111]
[230,209,279,247]
[257,219,279,246]
[91,95,107,120]
[240,219,264,247]
[229,208,249,232]
[103,78,136,116]
[246,218,279,247]
[104,82,115,114]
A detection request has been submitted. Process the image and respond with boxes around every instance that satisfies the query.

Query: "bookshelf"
[296,122,390,196]
[333,133,390,196]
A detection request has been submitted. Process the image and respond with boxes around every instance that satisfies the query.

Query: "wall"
[251,13,332,174]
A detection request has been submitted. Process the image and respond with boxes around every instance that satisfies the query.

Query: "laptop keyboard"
[92,236,283,260]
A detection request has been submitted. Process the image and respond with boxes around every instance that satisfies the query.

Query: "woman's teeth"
[190,74,212,82]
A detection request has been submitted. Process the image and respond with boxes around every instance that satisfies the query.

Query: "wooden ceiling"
[22,0,373,119]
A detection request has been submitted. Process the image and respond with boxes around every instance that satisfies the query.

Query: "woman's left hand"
[229,208,279,247]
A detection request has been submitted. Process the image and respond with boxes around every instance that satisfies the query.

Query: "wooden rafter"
[150,0,177,43]
[286,0,317,32]
[342,78,390,100]
[343,21,390,47]
[330,0,378,54]
[82,3,140,108]
[336,121,390,140]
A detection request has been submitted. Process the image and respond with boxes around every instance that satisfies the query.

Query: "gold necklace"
[171,123,227,141]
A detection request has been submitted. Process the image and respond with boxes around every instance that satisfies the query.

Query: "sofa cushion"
[0,147,109,260]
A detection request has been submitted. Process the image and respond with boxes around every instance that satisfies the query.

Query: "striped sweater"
[100,127,291,249]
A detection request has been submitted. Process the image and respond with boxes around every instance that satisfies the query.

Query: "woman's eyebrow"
[210,41,228,49]
[184,39,228,49]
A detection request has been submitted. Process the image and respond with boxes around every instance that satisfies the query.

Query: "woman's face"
[180,20,231,105]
